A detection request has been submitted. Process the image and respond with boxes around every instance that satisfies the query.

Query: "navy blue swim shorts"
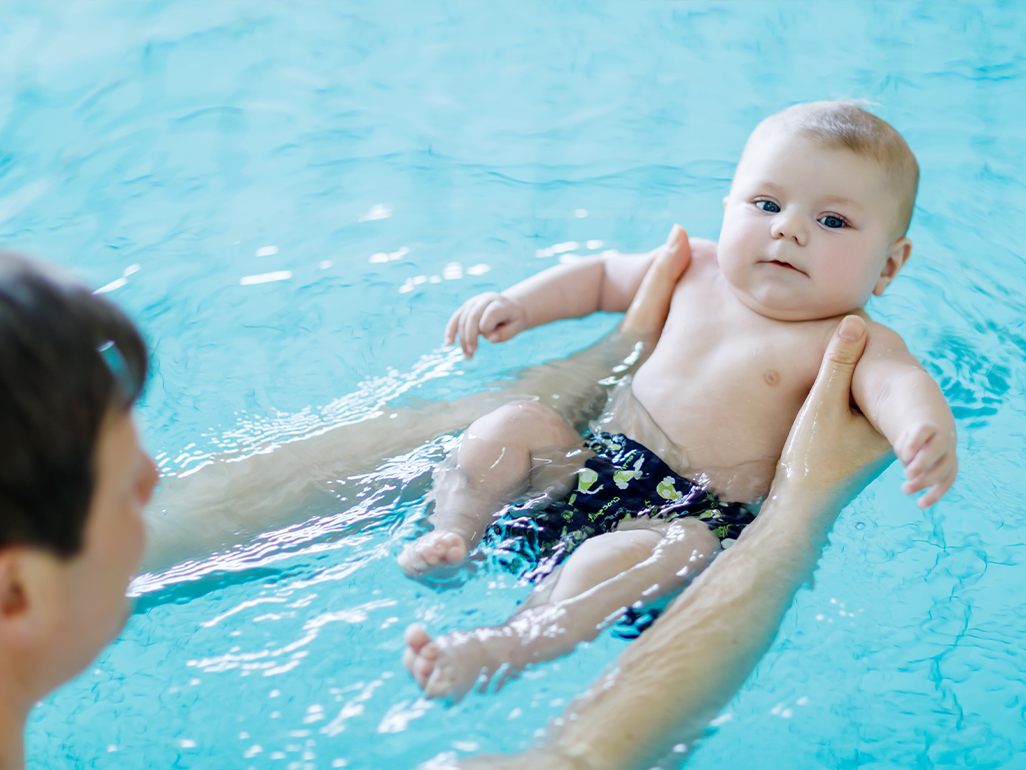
[489,431,755,583]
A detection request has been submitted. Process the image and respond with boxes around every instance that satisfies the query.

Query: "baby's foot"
[397,530,469,578]
[402,623,519,701]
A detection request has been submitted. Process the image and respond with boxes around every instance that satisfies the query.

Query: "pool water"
[2,1,1024,768]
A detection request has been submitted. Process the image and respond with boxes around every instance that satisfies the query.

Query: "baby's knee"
[474,401,576,444]
[657,519,721,569]
[572,530,662,574]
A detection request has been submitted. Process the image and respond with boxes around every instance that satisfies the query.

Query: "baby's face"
[718,125,909,321]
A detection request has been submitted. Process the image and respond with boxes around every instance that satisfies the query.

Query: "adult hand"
[772,314,894,504]
[619,224,691,337]
[442,315,894,770]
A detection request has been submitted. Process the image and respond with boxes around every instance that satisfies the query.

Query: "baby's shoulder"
[816,312,911,365]
[686,237,718,269]
[676,237,720,285]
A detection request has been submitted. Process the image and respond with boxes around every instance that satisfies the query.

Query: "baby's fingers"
[901,451,951,494]
[458,308,479,358]
[902,435,943,480]
[459,295,494,358]
[444,306,465,346]
[896,426,933,465]
[480,303,522,343]
[478,302,510,337]
[916,466,957,509]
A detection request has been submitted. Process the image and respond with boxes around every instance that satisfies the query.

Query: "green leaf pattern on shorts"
[656,476,682,501]
[576,467,600,494]
[613,456,645,490]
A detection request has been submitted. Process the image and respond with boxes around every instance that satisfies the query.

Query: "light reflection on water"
[5,1,1024,768]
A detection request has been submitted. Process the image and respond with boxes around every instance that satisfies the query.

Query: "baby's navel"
[763,369,780,387]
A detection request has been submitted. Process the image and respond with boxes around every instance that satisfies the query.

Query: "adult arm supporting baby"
[454,315,894,770]
[851,320,957,508]
[142,331,639,572]
[142,228,692,573]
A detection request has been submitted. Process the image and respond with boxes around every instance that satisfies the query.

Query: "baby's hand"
[444,292,527,359]
[895,422,957,508]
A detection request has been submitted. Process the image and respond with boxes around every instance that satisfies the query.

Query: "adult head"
[0,253,156,767]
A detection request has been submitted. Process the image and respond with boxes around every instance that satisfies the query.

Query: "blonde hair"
[763,101,919,237]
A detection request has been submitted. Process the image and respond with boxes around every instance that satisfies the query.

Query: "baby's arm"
[446,226,690,358]
[851,321,957,508]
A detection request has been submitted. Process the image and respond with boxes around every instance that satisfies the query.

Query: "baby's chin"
[729,283,865,322]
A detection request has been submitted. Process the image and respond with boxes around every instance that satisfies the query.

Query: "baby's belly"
[593,380,780,503]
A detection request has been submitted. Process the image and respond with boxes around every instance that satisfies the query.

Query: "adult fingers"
[779,314,893,489]
[807,315,868,408]
[665,223,687,254]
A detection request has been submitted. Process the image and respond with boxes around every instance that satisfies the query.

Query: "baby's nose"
[771,211,808,246]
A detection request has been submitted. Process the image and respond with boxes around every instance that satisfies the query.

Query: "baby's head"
[718,101,919,321]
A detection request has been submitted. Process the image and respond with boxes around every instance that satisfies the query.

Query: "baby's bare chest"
[631,282,834,438]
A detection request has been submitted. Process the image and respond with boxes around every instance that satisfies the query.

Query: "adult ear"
[0,548,60,650]
[872,237,912,296]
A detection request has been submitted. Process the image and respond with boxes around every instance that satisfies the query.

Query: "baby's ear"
[872,237,912,296]
[722,196,729,209]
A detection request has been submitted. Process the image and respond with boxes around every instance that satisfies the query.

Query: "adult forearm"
[458,315,896,770]
[543,484,841,770]
[142,327,653,573]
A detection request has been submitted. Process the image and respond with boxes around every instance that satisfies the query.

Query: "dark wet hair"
[0,253,148,557]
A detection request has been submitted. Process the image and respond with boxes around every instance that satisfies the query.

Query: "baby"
[400,102,957,699]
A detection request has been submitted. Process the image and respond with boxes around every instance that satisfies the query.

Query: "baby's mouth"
[765,259,807,275]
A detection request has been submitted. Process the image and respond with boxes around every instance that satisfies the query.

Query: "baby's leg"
[398,401,583,578]
[403,518,720,699]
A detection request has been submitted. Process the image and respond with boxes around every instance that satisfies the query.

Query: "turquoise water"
[2,1,1024,767]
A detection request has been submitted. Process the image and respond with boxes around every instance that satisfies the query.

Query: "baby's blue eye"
[819,215,846,229]
[755,200,780,213]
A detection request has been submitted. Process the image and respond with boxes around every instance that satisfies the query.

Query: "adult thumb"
[812,315,868,401]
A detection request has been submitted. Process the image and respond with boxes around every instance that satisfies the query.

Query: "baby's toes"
[412,642,441,687]
[397,543,430,576]
[424,655,458,699]
[398,532,469,579]
[404,623,432,652]
[435,532,468,565]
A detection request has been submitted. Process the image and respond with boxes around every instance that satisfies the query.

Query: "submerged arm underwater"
[456,315,894,770]
[141,329,644,572]
[140,274,679,574]
[141,229,685,574]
